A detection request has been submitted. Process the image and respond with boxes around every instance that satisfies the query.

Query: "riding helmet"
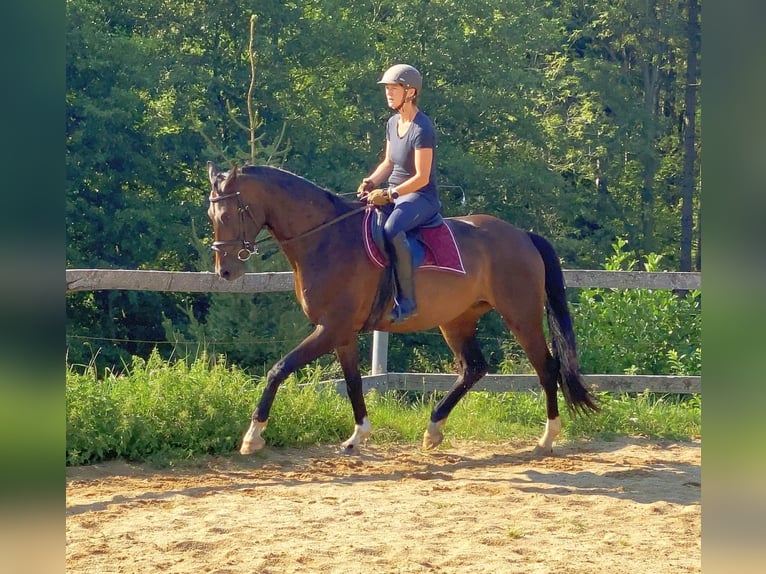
[378,64,422,90]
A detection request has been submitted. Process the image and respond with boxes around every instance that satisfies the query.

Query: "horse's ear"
[207,161,219,186]
[222,162,238,189]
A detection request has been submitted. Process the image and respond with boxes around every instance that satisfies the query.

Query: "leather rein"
[209,190,367,261]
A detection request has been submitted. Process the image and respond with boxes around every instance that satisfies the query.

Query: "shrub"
[67,350,258,464]
[572,238,701,376]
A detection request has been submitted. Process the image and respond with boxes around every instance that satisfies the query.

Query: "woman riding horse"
[207,161,598,456]
[357,64,442,324]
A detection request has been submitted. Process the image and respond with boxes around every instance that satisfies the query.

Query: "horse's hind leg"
[423,314,488,449]
[535,354,563,454]
[499,309,562,454]
[335,340,371,453]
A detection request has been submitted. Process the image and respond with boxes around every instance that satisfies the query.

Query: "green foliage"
[442,390,700,443]
[565,392,702,441]
[66,349,258,465]
[67,353,700,466]
[66,352,354,465]
[66,0,701,375]
[435,391,544,443]
[573,238,702,376]
[266,379,351,448]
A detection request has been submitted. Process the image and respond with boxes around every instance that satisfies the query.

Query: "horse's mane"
[240,164,358,213]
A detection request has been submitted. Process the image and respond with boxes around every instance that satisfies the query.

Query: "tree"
[680,0,701,272]
[66,0,701,374]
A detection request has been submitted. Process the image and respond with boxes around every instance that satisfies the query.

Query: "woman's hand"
[366,188,392,206]
[357,178,375,198]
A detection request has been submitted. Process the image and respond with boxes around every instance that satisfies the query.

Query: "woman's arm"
[389,147,433,196]
[358,141,395,195]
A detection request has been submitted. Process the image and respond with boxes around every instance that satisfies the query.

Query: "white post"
[371,330,389,375]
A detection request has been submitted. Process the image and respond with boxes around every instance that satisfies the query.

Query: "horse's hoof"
[340,442,361,456]
[239,420,268,455]
[532,444,554,457]
[534,417,560,456]
[422,421,444,450]
[422,434,442,450]
[240,436,266,455]
[340,417,371,454]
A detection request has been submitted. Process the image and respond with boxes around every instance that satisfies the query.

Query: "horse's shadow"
[66,438,700,515]
[502,465,700,505]
[354,440,700,506]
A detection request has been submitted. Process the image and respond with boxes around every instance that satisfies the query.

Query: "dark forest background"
[66,0,701,375]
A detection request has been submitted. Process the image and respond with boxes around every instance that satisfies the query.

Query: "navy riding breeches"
[383,192,441,240]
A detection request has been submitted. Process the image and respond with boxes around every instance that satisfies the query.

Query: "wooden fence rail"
[65,269,702,394]
[340,373,700,396]
[66,269,701,293]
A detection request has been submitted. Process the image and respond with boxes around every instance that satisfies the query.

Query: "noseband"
[209,190,261,261]
[210,186,369,261]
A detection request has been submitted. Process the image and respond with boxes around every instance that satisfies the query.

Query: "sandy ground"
[66,437,700,573]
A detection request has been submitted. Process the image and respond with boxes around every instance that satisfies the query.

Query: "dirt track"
[66,437,700,573]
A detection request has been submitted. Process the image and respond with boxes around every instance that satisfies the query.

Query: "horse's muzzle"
[217,264,246,281]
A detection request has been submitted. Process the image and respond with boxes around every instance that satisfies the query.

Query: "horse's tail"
[528,232,598,414]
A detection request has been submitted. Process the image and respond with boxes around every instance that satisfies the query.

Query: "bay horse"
[206,163,597,455]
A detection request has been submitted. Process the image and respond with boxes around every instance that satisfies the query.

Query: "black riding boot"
[388,231,418,323]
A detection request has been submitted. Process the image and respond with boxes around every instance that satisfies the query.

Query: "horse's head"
[207,162,266,280]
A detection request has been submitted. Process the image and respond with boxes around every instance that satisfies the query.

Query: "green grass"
[365,390,543,445]
[66,352,701,466]
[366,389,700,446]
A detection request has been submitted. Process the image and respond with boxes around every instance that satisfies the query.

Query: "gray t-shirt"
[386,111,439,200]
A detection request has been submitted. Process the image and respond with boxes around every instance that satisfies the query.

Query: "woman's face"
[384,83,407,108]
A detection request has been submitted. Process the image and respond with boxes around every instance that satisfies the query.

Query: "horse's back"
[444,214,545,290]
[447,214,538,256]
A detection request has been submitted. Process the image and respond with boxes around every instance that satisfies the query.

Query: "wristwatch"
[388,186,399,200]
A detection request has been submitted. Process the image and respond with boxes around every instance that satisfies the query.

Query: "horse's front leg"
[423,326,487,450]
[335,340,371,453]
[240,325,335,455]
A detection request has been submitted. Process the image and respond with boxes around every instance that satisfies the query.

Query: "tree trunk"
[681,0,701,271]
[641,57,659,258]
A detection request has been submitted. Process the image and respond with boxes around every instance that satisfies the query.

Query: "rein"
[209,189,367,260]
[278,205,367,246]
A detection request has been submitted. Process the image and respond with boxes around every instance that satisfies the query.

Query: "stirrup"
[389,299,418,323]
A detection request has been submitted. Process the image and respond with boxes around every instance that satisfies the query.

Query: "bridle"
[209,190,263,262]
[209,189,368,261]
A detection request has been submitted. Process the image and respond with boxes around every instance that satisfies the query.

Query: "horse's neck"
[255,177,339,244]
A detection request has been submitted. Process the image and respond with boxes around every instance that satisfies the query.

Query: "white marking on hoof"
[422,420,445,450]
[341,416,372,452]
[240,420,268,455]
[536,416,561,454]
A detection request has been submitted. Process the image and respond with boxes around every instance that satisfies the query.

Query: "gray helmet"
[378,64,422,91]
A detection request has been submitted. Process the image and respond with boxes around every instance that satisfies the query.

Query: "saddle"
[362,208,466,275]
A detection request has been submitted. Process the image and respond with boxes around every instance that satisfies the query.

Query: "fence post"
[371,330,389,375]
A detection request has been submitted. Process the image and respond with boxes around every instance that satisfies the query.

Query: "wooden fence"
[66,269,702,394]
